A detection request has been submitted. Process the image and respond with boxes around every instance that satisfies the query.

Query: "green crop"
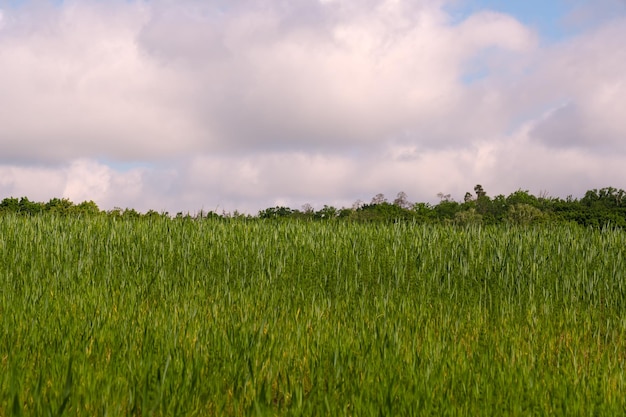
[1,214,625,415]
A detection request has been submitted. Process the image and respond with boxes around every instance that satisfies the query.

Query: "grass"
[1,214,626,415]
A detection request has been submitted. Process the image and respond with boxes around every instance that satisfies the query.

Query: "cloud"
[0,0,625,213]
[168,3,536,152]
[527,19,626,153]
[0,0,538,163]
[0,1,201,163]
[562,0,626,31]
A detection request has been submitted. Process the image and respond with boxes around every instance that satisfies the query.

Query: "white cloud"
[0,1,201,163]
[0,0,625,213]
[0,0,539,161]
[0,164,67,202]
[62,159,113,203]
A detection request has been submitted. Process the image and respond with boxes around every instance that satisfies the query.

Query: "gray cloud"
[530,104,587,148]
[524,19,626,154]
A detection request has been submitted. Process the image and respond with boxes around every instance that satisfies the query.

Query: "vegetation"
[2,186,625,227]
[1,212,626,415]
[254,186,626,227]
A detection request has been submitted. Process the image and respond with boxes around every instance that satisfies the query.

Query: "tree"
[258,206,293,219]
[474,184,487,199]
[315,205,338,219]
[108,207,123,217]
[507,204,545,225]
[145,209,163,218]
[0,197,19,213]
[352,199,364,210]
[582,187,626,208]
[123,208,141,219]
[371,193,387,205]
[454,208,482,225]
[19,197,44,215]
[354,202,414,222]
[506,190,538,207]
[338,208,353,218]
[301,203,314,214]
[73,200,101,216]
[434,199,461,221]
[46,198,74,213]
[473,184,493,219]
[393,191,411,209]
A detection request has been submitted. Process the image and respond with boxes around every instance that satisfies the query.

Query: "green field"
[1,214,626,415]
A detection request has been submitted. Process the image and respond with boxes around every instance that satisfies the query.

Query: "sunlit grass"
[1,214,625,415]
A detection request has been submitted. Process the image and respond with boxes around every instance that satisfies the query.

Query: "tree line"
[1,186,626,227]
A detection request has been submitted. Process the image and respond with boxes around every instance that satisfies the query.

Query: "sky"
[0,0,625,214]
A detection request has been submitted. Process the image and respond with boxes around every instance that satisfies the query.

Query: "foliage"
[454,207,483,225]
[1,186,626,228]
[258,206,294,219]
[507,203,545,225]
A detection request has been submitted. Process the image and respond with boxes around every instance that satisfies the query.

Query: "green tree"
[473,185,492,219]
[17,197,43,215]
[315,205,339,220]
[46,198,74,213]
[506,190,538,207]
[412,202,435,222]
[507,204,545,225]
[434,199,461,222]
[0,197,19,213]
[258,207,293,219]
[73,201,101,216]
[474,184,487,199]
[454,208,482,225]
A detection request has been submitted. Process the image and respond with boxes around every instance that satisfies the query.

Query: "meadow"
[1,214,626,415]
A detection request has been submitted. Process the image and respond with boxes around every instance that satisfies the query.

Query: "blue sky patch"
[449,0,576,42]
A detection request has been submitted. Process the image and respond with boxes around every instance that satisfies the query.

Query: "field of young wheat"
[1,214,625,415]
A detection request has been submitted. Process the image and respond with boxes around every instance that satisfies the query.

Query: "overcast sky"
[1,0,625,214]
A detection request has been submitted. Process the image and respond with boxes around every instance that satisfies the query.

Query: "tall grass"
[1,214,625,415]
